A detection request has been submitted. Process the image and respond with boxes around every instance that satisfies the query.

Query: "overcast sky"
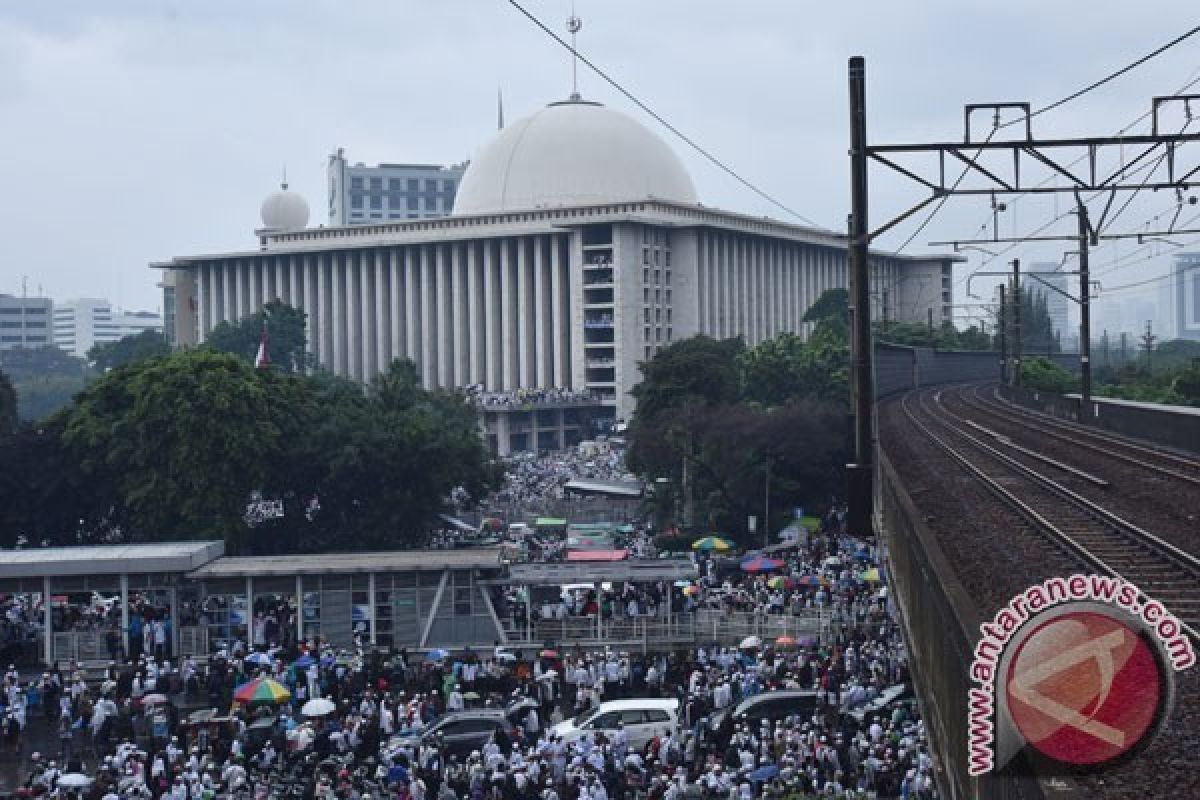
[1,2,1197,336]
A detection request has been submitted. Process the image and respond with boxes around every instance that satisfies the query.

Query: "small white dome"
[260,184,310,231]
[453,99,697,215]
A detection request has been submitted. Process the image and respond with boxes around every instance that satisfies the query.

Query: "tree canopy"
[206,300,311,372]
[0,369,15,437]
[1,349,500,553]
[88,329,170,371]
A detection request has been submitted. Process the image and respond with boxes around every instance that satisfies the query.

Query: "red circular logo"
[1005,611,1164,766]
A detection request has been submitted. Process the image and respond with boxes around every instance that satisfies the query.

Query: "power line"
[999,25,1200,129]
[505,0,824,229]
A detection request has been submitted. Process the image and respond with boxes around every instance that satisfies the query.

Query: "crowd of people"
[4,507,935,799]
[467,389,604,410]
[490,443,634,512]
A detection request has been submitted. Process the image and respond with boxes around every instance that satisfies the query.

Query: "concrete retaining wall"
[998,385,1200,456]
[875,345,1003,398]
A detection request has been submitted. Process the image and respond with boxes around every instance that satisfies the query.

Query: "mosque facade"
[155,98,956,451]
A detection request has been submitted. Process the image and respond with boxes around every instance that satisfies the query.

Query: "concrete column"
[238,259,251,320]
[500,241,515,389]
[451,243,468,387]
[389,249,404,364]
[405,248,420,366]
[356,251,371,382]
[304,255,318,366]
[439,245,455,386]
[331,254,345,375]
[295,575,304,644]
[467,243,483,385]
[169,587,179,660]
[518,239,535,387]
[375,250,389,376]
[195,266,207,341]
[368,572,377,645]
[549,236,564,388]
[483,242,499,390]
[289,254,300,309]
[43,576,52,666]
[533,237,547,387]
[120,573,130,658]
[421,246,437,387]
[222,262,234,325]
[246,576,254,643]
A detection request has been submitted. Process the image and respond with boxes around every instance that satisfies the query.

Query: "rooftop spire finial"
[281,164,289,191]
[567,1,582,101]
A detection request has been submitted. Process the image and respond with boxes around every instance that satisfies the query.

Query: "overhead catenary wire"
[505,0,824,229]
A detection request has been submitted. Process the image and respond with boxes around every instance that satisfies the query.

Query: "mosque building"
[155,95,956,454]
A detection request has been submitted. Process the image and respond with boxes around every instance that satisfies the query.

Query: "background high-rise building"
[0,294,53,350]
[326,148,467,226]
[1029,262,1070,345]
[1172,252,1200,342]
[52,298,163,358]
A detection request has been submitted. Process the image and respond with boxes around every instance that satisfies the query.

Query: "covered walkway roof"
[563,478,644,498]
[0,541,224,578]
[188,547,503,578]
[505,557,696,585]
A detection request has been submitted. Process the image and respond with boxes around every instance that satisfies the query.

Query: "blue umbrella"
[750,764,779,782]
[426,648,450,662]
[293,654,315,668]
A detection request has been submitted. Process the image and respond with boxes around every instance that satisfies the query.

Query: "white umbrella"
[538,669,559,681]
[302,697,337,717]
[57,774,92,788]
[739,635,762,650]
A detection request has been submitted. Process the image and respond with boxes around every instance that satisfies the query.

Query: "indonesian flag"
[255,321,270,368]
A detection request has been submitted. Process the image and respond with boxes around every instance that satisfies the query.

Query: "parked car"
[842,683,912,722]
[708,690,819,731]
[551,698,678,750]
[387,710,516,756]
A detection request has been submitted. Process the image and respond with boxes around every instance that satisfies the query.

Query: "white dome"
[260,184,310,231]
[453,99,697,215]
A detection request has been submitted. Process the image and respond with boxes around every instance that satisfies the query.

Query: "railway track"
[901,386,1200,639]
[963,383,1200,487]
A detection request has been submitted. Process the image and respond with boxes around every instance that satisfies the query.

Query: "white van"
[551,698,678,750]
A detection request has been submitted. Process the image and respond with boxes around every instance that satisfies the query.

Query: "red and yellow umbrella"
[775,635,797,648]
[233,676,291,706]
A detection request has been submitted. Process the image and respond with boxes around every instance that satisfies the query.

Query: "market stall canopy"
[505,557,697,586]
[563,478,644,498]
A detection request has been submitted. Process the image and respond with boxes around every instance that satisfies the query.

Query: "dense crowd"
[491,443,634,511]
[468,389,604,409]
[5,508,934,800]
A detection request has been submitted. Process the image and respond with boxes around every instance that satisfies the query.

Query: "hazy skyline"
[1,2,1196,335]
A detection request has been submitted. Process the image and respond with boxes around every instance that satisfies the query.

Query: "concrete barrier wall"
[999,385,1200,456]
[874,345,1002,399]
[879,453,1069,800]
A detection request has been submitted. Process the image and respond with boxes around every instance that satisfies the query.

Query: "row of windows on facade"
[642,227,670,246]
[1,320,45,328]
[350,194,453,211]
[644,268,672,287]
[0,307,47,314]
[643,248,671,267]
[644,288,673,305]
[644,307,673,325]
[644,326,672,344]
[1,335,46,342]
[350,177,457,193]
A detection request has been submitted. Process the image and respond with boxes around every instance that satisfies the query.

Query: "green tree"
[206,300,311,372]
[1020,356,1079,394]
[629,335,744,421]
[803,288,850,331]
[89,329,170,371]
[61,349,315,547]
[0,368,15,437]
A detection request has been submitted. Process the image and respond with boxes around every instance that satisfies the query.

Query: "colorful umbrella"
[860,567,882,583]
[691,536,734,552]
[798,575,829,587]
[539,648,560,659]
[740,555,784,573]
[767,576,794,590]
[233,677,291,706]
[775,635,797,648]
[682,585,701,596]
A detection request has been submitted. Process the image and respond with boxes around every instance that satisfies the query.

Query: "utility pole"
[1076,203,1094,421]
[998,286,1008,384]
[846,56,874,538]
[1140,321,1158,364]
[1011,259,1022,386]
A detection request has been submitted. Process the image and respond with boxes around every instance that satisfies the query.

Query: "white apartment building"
[53,298,163,358]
